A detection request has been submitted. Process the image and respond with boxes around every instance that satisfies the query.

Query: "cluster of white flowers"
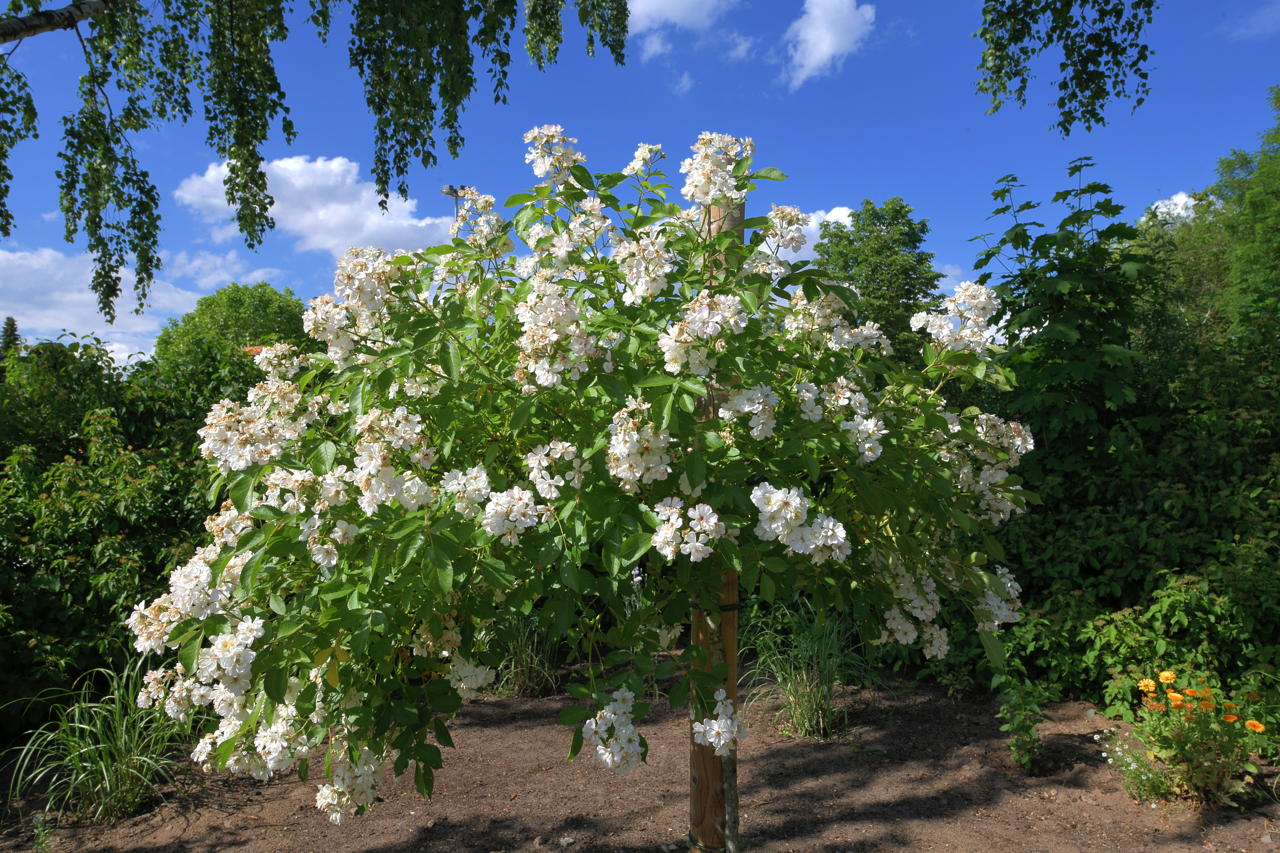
[719,385,778,439]
[302,294,354,365]
[614,226,674,305]
[514,268,598,391]
[524,441,586,500]
[937,411,1034,524]
[622,142,663,177]
[441,466,490,518]
[976,565,1023,633]
[651,497,727,562]
[692,689,747,757]
[481,486,542,546]
[314,745,383,824]
[750,483,851,565]
[763,204,809,252]
[582,688,644,775]
[450,187,503,249]
[840,414,888,463]
[524,124,586,186]
[783,291,893,355]
[910,281,998,356]
[606,398,672,492]
[198,376,320,474]
[300,248,423,367]
[658,292,748,375]
[680,132,754,206]
[447,656,497,700]
[349,406,436,516]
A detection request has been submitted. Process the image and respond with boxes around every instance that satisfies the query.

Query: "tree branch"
[0,0,107,46]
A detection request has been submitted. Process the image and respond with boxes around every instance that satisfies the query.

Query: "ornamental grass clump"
[7,661,198,823]
[1105,669,1277,805]
[125,125,1033,831]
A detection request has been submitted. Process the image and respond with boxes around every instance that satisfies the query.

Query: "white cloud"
[724,32,757,61]
[175,156,454,257]
[627,0,737,34]
[162,249,285,291]
[935,263,969,293]
[1221,0,1280,39]
[673,71,694,96]
[0,248,203,361]
[640,31,671,61]
[1147,191,1197,220]
[784,0,876,91]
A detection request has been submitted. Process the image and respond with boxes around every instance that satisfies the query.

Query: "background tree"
[0,0,1158,319]
[1,315,17,354]
[0,315,17,381]
[812,197,943,354]
[132,281,315,449]
[0,336,125,461]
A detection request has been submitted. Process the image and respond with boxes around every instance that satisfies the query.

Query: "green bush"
[0,410,202,737]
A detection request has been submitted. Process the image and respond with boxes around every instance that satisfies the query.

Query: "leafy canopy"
[0,0,629,320]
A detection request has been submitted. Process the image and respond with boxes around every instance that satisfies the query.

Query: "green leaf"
[228,470,257,513]
[264,667,288,703]
[178,630,203,675]
[442,341,461,380]
[568,164,595,190]
[309,441,337,475]
[759,574,776,603]
[433,717,455,748]
[567,725,585,761]
[429,546,454,595]
[556,704,591,726]
[752,167,787,181]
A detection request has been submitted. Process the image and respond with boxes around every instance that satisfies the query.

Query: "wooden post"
[688,202,744,853]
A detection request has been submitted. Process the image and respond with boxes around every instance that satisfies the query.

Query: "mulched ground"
[4,680,1278,852]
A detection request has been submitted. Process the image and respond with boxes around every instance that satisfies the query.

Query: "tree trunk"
[0,0,107,45]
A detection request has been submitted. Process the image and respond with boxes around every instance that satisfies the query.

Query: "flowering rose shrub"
[1102,669,1277,805]
[128,126,1032,824]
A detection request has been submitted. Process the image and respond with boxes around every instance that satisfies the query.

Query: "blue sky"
[2,0,1278,359]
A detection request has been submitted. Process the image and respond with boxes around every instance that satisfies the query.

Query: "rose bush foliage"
[129,128,1032,823]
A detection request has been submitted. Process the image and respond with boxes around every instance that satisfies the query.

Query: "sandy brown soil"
[5,681,1278,852]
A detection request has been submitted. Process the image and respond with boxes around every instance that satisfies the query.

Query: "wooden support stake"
[689,202,744,853]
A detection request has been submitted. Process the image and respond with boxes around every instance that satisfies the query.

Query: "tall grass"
[493,614,562,698]
[7,659,196,822]
[743,599,871,739]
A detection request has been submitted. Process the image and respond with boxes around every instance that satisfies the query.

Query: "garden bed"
[5,680,1276,852]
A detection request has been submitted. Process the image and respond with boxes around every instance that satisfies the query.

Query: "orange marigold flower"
[1223,714,1240,723]
[1198,701,1214,712]
[1168,693,1185,707]
[1185,714,1195,722]
[1223,701,1237,710]
[1158,670,1177,684]
[1196,676,1207,682]
[1185,688,1198,697]
[1137,678,1156,693]
[1245,720,1266,733]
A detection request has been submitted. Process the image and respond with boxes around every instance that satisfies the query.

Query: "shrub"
[1102,669,1277,805]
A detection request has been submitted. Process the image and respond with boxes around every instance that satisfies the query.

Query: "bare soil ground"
[5,680,1278,852]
